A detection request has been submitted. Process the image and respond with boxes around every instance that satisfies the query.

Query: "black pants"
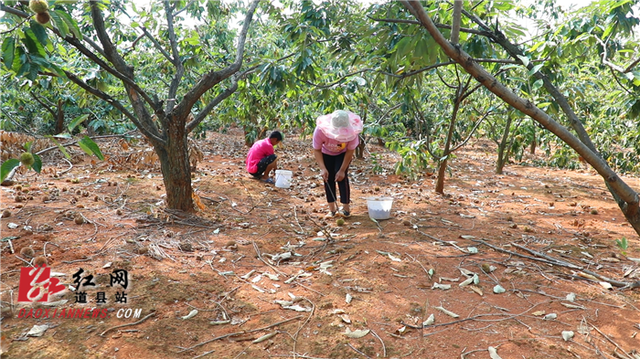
[250,154,277,178]
[323,152,350,204]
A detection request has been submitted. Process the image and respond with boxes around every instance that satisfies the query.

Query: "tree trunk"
[55,99,64,134]
[435,157,448,194]
[156,115,193,212]
[496,115,513,175]
[530,133,536,155]
[355,134,365,159]
[435,88,462,194]
[403,1,640,236]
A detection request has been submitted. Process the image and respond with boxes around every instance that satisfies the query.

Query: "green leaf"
[11,45,25,72]
[395,36,412,61]
[529,41,545,53]
[516,55,530,67]
[528,64,543,76]
[1,159,20,182]
[49,10,69,38]
[22,28,47,58]
[500,64,520,70]
[30,21,49,48]
[24,141,33,152]
[532,79,543,91]
[16,61,30,77]
[67,114,89,132]
[31,153,42,173]
[537,102,552,109]
[48,63,67,78]
[602,24,614,39]
[45,135,71,159]
[56,10,82,40]
[78,136,104,160]
[2,37,16,71]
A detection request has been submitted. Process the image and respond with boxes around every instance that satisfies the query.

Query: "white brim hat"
[316,110,363,142]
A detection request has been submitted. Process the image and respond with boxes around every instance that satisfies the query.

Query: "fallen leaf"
[432,282,451,290]
[182,309,198,320]
[562,330,574,341]
[435,306,459,318]
[346,293,353,304]
[493,285,506,294]
[561,302,585,310]
[27,325,49,337]
[469,285,483,296]
[459,276,474,287]
[252,332,278,343]
[459,268,475,277]
[488,346,502,359]
[599,282,613,290]
[422,314,435,326]
[343,328,370,338]
[274,300,312,312]
[577,272,598,281]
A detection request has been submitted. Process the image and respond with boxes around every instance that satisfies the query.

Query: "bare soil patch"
[1,129,639,359]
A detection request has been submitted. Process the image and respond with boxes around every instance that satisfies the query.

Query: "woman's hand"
[321,168,329,181]
[336,170,345,182]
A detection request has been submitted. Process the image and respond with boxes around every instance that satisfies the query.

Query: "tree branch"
[88,0,160,136]
[595,36,626,73]
[176,0,259,122]
[173,0,197,17]
[64,71,165,146]
[111,2,173,63]
[29,91,57,118]
[237,52,298,79]
[382,61,456,78]
[188,80,239,132]
[89,0,131,74]
[451,0,462,44]
[80,36,108,59]
[623,56,640,73]
[139,25,173,62]
[165,0,185,112]
[450,109,491,152]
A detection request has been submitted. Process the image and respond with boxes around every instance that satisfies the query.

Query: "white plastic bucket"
[366,197,393,220]
[275,170,293,188]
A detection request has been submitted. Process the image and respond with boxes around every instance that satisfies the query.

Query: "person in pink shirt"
[246,131,283,184]
[313,110,363,218]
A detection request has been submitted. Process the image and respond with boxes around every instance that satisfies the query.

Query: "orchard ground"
[1,128,639,359]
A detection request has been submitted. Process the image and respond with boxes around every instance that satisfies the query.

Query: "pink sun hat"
[316,110,363,142]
